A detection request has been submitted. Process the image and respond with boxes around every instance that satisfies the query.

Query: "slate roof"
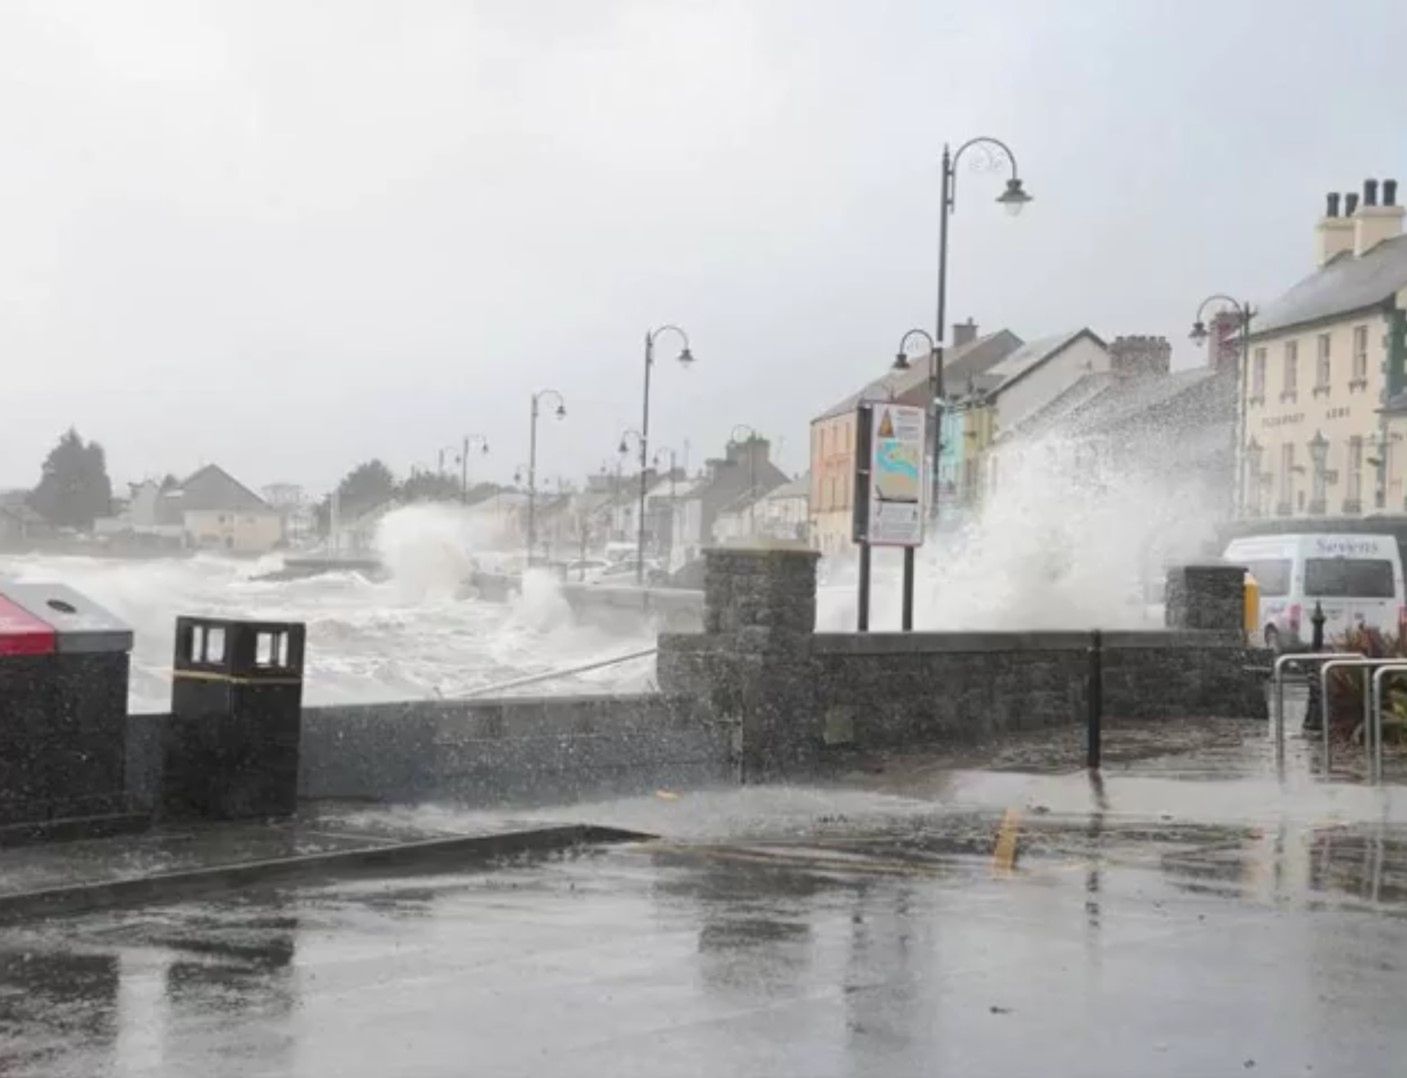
[815,330,1023,421]
[1251,232,1407,337]
[996,366,1231,452]
[982,329,1106,395]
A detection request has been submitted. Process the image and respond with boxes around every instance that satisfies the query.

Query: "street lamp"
[934,136,1032,514]
[443,435,490,502]
[1189,295,1254,516]
[618,429,643,545]
[892,327,938,632]
[637,325,695,583]
[652,446,678,568]
[730,424,759,538]
[526,389,566,566]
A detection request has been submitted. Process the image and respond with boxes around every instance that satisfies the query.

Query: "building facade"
[1241,179,1407,518]
[808,327,1023,555]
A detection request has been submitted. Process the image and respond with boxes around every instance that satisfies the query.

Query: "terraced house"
[1244,178,1407,518]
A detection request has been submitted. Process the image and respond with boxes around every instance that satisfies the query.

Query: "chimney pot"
[1385,179,1399,207]
[951,318,978,347]
[1364,179,1379,207]
[1345,191,1360,216]
[1326,192,1340,218]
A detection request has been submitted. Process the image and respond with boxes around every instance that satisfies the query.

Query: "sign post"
[852,402,927,632]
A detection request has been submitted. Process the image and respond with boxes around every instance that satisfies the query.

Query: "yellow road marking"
[992,808,1022,875]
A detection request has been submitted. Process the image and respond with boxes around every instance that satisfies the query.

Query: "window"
[1315,334,1331,391]
[1308,433,1328,512]
[1353,325,1369,384]
[1347,436,1364,506]
[1304,558,1395,598]
[1244,440,1264,515]
[1251,348,1267,399]
[1279,442,1294,510]
[1282,341,1298,398]
[1243,559,1291,597]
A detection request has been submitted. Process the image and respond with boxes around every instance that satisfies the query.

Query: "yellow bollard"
[1243,573,1260,639]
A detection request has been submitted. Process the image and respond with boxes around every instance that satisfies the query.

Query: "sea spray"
[374,502,492,602]
[820,432,1226,630]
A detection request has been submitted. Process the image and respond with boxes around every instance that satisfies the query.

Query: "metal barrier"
[1369,664,1407,784]
[1318,658,1401,778]
[1270,652,1363,765]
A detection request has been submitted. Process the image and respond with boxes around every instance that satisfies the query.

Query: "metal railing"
[1270,652,1363,765]
[454,648,658,700]
[1317,657,1399,780]
[1368,665,1407,783]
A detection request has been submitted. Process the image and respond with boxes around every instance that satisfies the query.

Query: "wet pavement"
[3,715,1406,1077]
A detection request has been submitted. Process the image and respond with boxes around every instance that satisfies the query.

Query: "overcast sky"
[2,0,1405,494]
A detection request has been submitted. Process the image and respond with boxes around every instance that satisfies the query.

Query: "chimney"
[952,318,978,347]
[1316,189,1354,266]
[1353,176,1404,257]
[1109,335,1171,377]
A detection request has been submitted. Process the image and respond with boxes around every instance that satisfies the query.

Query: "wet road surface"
[3,720,1406,1076]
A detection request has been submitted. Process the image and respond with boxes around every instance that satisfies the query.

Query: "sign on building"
[851,402,926,547]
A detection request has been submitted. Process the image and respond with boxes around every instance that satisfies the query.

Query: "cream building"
[1242,179,1407,518]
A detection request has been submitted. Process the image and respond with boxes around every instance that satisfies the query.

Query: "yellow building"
[1243,179,1407,518]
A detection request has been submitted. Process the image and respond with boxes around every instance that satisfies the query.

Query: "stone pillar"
[660,546,820,781]
[1164,563,1245,634]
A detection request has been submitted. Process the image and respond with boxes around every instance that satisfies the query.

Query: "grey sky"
[2,0,1404,494]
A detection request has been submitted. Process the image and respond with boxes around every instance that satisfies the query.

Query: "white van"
[1223,533,1406,648]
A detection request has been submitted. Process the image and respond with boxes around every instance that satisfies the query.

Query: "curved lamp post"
[934,137,1031,515]
[729,424,759,537]
[651,445,679,567]
[454,434,490,503]
[637,325,695,583]
[526,389,566,565]
[1190,295,1254,516]
[617,429,644,544]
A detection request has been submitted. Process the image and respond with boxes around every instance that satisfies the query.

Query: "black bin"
[0,583,133,829]
[163,617,306,820]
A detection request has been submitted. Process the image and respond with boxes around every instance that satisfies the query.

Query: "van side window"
[1242,559,1291,597]
[1304,558,1395,599]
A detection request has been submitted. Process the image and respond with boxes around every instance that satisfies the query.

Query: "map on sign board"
[867,403,925,546]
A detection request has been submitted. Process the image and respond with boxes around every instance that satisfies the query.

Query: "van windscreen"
[1304,558,1396,599]
[1243,559,1291,597]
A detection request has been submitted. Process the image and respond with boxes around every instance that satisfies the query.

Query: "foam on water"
[0,501,653,712]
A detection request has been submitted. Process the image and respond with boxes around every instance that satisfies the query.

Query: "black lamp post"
[652,446,678,567]
[1189,295,1254,516]
[934,137,1032,515]
[456,434,490,502]
[891,327,939,631]
[618,429,643,547]
[526,389,566,565]
[730,424,759,538]
[637,325,695,583]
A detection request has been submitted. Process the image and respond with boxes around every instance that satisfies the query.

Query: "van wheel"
[1263,625,1280,651]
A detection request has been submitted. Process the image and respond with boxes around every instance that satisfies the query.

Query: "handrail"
[1318,658,1402,777]
[1270,652,1364,766]
[1369,664,1407,783]
[454,648,658,700]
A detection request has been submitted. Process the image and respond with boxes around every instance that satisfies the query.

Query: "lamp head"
[996,177,1032,216]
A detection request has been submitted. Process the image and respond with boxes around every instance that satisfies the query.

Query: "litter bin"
[0,583,134,828]
[162,617,306,820]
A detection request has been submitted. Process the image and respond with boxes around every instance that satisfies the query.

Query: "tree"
[29,428,113,530]
[315,459,398,534]
[398,469,463,503]
[337,459,397,513]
